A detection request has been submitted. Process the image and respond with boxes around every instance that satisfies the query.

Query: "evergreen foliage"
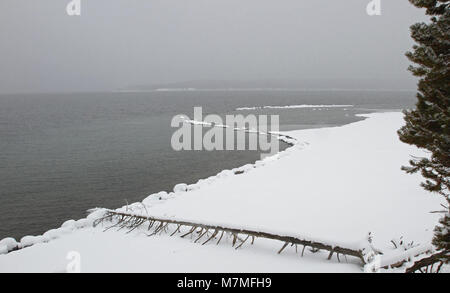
[398,0,449,252]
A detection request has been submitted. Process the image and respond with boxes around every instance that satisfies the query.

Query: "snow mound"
[20,236,46,248]
[0,238,18,254]
[173,183,188,193]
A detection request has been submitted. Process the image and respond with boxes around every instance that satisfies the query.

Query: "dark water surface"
[0,90,415,239]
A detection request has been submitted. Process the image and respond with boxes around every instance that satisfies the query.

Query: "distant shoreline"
[117,88,417,93]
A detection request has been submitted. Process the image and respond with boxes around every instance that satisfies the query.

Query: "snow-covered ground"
[0,112,444,273]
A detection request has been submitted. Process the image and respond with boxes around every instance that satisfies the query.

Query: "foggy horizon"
[0,0,427,94]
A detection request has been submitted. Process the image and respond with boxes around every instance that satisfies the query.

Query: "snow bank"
[0,112,444,272]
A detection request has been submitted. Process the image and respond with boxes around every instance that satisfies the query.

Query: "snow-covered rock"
[0,238,18,253]
[42,229,61,241]
[173,183,188,193]
[20,236,46,248]
[0,245,7,255]
[61,220,77,230]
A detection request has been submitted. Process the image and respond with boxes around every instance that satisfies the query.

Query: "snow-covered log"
[94,210,367,264]
[405,250,449,273]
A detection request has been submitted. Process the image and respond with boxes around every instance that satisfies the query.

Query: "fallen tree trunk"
[183,119,297,146]
[405,250,449,273]
[94,210,367,264]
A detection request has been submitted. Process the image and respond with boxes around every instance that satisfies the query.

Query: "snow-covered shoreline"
[0,112,444,273]
[236,104,354,111]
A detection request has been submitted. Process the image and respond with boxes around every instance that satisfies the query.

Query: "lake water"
[0,90,415,240]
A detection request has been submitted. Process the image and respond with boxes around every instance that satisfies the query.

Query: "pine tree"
[398,0,449,252]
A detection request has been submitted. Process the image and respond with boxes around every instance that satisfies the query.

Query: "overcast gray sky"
[0,0,427,93]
